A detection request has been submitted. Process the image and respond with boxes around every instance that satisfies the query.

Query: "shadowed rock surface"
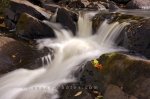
[9,0,52,20]
[0,36,41,74]
[56,8,77,34]
[16,13,55,39]
[123,19,150,58]
[126,0,150,9]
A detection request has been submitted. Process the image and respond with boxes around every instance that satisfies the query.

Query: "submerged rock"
[16,13,55,39]
[126,0,150,9]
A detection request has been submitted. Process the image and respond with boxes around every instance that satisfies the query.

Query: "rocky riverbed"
[0,0,150,99]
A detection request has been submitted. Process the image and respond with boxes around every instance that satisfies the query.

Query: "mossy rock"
[98,52,150,98]
[16,13,55,39]
[0,0,10,15]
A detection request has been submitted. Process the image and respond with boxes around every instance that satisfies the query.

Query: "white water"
[0,12,128,99]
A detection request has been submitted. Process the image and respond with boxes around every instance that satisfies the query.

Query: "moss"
[98,52,150,94]
[16,13,31,33]
[0,0,10,15]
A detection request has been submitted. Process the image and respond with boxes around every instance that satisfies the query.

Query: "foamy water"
[0,11,128,99]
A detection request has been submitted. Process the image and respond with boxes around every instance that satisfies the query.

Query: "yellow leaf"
[93,59,99,64]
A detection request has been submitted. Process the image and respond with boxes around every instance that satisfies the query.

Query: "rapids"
[0,12,129,99]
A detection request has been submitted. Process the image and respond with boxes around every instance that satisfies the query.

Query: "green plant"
[0,0,10,15]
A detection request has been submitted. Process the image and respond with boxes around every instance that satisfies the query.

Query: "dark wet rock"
[68,0,85,9]
[111,0,131,4]
[27,0,43,7]
[4,8,18,23]
[4,18,16,30]
[122,19,150,58]
[42,4,61,13]
[16,13,55,40]
[126,0,150,9]
[0,36,42,74]
[88,0,107,2]
[9,0,52,20]
[92,12,111,32]
[56,8,77,34]
[0,17,4,24]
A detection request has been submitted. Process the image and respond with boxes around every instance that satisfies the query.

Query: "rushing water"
[0,12,129,99]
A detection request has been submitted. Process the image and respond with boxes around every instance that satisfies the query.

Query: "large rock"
[59,53,150,99]
[9,0,52,20]
[16,13,55,39]
[99,53,150,99]
[123,19,150,58]
[0,36,42,74]
[126,0,150,9]
[56,8,77,34]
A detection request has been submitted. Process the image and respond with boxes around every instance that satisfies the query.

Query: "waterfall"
[0,12,129,99]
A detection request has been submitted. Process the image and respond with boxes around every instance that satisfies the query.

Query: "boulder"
[99,53,150,99]
[126,0,150,9]
[59,52,150,99]
[123,19,150,58]
[0,36,41,74]
[56,8,77,34]
[16,13,55,39]
[9,0,52,20]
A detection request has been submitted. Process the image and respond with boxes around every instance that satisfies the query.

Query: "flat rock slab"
[10,0,52,20]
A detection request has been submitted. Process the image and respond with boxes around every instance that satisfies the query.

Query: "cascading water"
[0,11,129,99]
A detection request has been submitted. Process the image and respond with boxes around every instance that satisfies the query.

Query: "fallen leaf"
[12,55,16,58]
[74,91,82,96]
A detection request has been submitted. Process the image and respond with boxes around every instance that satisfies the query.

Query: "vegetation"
[0,0,10,15]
